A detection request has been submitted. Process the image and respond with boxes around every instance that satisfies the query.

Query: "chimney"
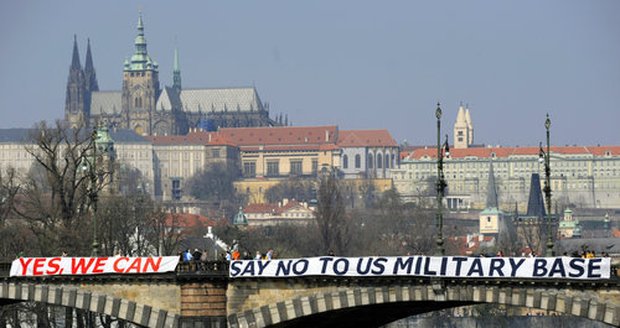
[325,130,329,142]
[208,133,212,142]
[283,198,289,206]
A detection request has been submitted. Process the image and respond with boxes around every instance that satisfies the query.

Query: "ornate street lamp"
[538,113,553,256]
[435,103,450,256]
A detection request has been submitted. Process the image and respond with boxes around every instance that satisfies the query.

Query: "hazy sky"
[1,1,618,146]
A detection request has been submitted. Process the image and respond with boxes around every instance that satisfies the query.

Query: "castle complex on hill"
[2,13,618,210]
[64,15,280,136]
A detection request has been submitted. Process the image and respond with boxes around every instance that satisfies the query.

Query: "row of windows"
[342,153,397,170]
[408,158,620,169]
[129,71,148,77]
[244,159,319,178]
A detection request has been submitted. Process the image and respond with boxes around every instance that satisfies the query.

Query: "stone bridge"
[1,262,620,328]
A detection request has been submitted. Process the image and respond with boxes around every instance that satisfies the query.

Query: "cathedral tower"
[465,106,474,146]
[121,14,161,135]
[453,103,473,149]
[84,38,99,119]
[65,36,99,128]
[65,35,86,127]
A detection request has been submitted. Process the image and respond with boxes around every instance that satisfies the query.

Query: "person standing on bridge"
[183,249,193,262]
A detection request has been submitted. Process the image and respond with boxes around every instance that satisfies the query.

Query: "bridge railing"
[175,260,229,276]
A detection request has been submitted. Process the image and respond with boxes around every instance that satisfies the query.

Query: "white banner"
[10,256,180,277]
[230,256,612,280]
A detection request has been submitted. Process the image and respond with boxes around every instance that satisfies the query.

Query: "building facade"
[394,144,620,210]
[147,132,239,201]
[218,126,343,179]
[243,199,316,226]
[393,106,620,210]
[0,128,155,195]
[337,130,399,179]
[65,15,278,136]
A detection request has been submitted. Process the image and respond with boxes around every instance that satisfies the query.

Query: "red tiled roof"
[147,131,236,147]
[219,126,339,147]
[338,130,398,147]
[403,145,620,160]
[164,213,216,228]
[450,235,495,256]
[239,143,340,152]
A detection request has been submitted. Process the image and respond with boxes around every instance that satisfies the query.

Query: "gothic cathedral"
[65,14,280,136]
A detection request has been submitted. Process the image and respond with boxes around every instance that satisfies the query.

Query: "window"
[343,155,349,169]
[212,149,220,158]
[312,159,318,174]
[266,161,280,177]
[368,154,373,169]
[377,154,382,168]
[355,154,361,168]
[386,155,390,169]
[243,161,256,178]
[290,160,303,176]
[171,178,182,200]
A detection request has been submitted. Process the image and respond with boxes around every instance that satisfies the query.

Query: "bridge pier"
[179,281,228,328]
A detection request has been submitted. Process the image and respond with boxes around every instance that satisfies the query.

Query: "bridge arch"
[0,282,178,327]
[228,284,619,327]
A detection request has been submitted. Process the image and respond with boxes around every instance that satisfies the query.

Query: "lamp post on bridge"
[435,103,450,256]
[538,113,554,257]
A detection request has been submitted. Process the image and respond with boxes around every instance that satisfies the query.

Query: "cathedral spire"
[71,34,81,69]
[134,13,147,55]
[173,47,182,91]
[85,38,95,72]
[486,161,499,209]
[173,47,180,72]
[84,38,99,92]
[65,34,86,126]
[126,12,157,72]
[138,13,144,34]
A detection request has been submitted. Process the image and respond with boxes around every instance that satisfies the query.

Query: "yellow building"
[218,125,342,179]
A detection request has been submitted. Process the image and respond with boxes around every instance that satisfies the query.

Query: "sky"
[0,1,618,147]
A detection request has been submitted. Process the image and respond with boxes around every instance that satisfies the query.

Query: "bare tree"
[147,208,184,256]
[315,169,350,255]
[12,120,112,255]
[358,179,377,209]
[0,167,20,224]
[264,178,315,203]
